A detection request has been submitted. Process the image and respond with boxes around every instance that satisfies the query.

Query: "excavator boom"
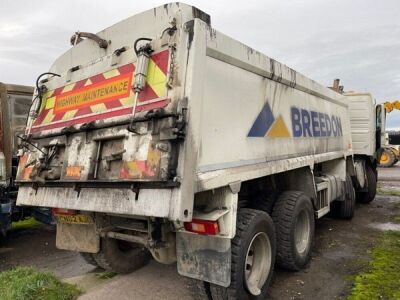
[384,100,400,113]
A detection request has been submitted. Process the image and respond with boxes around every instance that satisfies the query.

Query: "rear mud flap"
[56,223,99,253]
[176,232,231,287]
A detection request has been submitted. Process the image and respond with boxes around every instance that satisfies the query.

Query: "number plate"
[56,214,94,224]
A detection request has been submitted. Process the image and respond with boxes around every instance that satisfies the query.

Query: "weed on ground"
[11,218,42,231]
[377,188,400,197]
[0,267,81,300]
[96,271,117,279]
[348,231,400,300]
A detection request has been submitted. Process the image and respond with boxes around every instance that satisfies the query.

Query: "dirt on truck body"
[16,3,384,299]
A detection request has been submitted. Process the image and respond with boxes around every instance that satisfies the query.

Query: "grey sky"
[1,0,399,127]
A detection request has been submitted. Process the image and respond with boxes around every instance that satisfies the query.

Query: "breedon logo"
[248,102,291,137]
[248,102,343,138]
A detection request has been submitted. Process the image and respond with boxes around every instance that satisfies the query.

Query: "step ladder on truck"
[16,3,384,299]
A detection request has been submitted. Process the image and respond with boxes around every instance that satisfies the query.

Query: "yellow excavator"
[383,101,400,113]
[378,101,400,167]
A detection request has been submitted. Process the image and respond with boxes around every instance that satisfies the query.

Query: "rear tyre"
[248,192,278,214]
[210,209,276,300]
[80,252,100,267]
[187,279,212,300]
[356,164,377,204]
[335,175,356,219]
[93,238,151,274]
[378,149,396,167]
[272,191,315,271]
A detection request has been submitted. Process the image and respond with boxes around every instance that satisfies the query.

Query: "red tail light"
[184,219,219,235]
[52,208,76,216]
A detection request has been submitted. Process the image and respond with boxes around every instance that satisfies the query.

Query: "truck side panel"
[193,29,352,191]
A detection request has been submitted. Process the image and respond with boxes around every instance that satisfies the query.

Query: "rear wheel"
[272,191,315,271]
[248,192,278,214]
[187,279,212,300]
[356,164,377,204]
[210,209,276,300]
[335,175,356,219]
[93,237,150,274]
[80,252,99,267]
[378,149,396,167]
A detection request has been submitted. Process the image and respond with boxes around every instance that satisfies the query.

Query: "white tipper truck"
[16,3,383,299]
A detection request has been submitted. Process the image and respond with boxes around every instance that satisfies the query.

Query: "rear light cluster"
[52,208,76,216]
[184,219,219,235]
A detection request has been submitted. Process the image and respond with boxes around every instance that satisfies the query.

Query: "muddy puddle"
[369,222,400,231]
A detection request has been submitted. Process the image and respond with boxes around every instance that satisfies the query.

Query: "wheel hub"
[244,232,272,296]
[294,210,311,254]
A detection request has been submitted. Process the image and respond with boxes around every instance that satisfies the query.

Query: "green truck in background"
[0,82,51,236]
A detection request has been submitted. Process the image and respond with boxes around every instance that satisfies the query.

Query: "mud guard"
[176,232,231,287]
[56,223,100,253]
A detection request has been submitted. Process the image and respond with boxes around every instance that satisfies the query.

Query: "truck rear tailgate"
[31,50,170,134]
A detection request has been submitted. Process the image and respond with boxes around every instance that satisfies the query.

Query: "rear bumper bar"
[17,186,173,218]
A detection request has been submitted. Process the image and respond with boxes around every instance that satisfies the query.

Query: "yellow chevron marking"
[84,79,92,86]
[119,95,134,107]
[267,115,291,138]
[90,103,107,113]
[147,59,167,97]
[62,109,78,120]
[45,96,55,109]
[103,69,120,79]
[62,83,75,93]
[42,109,55,124]
[38,91,52,112]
